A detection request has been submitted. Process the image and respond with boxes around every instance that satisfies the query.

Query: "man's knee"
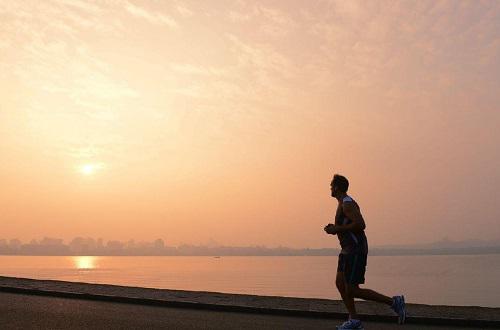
[345,284,360,297]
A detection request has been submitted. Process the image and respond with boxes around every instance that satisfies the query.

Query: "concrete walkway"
[0,276,499,328]
[0,291,485,330]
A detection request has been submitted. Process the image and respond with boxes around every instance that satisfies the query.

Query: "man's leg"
[344,253,392,305]
[336,272,359,320]
[351,285,406,324]
[343,253,406,325]
[350,286,393,305]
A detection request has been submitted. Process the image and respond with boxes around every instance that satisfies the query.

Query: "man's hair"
[332,174,349,193]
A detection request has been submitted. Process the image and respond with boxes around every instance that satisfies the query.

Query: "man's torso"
[335,195,368,254]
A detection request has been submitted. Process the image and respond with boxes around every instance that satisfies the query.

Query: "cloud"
[53,0,103,14]
[227,33,295,83]
[227,3,296,36]
[169,63,226,76]
[228,10,251,22]
[0,1,143,164]
[176,4,194,18]
[299,0,500,103]
[125,1,178,28]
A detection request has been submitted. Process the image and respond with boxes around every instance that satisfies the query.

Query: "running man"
[324,174,406,330]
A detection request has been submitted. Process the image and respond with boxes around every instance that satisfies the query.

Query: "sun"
[79,163,103,176]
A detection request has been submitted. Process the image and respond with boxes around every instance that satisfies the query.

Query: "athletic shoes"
[336,319,364,330]
[391,295,406,324]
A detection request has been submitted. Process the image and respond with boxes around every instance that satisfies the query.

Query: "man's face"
[330,181,336,197]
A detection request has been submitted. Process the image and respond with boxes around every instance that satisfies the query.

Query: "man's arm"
[332,202,366,234]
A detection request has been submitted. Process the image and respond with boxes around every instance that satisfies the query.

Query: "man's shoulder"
[342,195,354,203]
[342,195,361,211]
[342,196,353,202]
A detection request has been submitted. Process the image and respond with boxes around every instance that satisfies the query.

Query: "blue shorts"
[337,253,367,285]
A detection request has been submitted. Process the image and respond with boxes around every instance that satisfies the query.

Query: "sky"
[1,0,499,248]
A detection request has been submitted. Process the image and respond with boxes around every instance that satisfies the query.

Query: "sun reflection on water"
[74,256,97,270]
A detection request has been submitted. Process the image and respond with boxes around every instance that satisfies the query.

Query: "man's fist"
[324,223,337,235]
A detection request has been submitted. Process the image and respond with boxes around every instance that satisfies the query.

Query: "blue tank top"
[335,196,368,254]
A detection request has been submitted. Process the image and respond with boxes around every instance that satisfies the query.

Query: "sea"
[0,254,499,308]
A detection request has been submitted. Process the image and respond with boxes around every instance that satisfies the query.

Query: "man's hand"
[324,223,338,235]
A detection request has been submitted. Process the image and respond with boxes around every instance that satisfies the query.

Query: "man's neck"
[336,192,347,202]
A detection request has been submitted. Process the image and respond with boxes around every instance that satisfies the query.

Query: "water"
[0,255,499,307]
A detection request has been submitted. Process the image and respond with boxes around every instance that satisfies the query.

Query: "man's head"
[330,174,349,198]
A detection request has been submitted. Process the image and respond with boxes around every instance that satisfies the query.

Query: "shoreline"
[1,276,499,328]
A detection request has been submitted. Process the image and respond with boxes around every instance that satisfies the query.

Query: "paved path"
[0,292,490,330]
[2,276,500,327]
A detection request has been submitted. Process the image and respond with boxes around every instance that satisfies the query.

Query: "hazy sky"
[1,0,499,248]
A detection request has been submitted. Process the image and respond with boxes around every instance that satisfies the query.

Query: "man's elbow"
[357,222,366,231]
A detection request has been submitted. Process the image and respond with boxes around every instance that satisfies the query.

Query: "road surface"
[0,292,487,329]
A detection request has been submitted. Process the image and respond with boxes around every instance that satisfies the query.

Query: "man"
[324,174,406,330]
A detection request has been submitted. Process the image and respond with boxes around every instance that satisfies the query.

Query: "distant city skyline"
[1,236,499,256]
